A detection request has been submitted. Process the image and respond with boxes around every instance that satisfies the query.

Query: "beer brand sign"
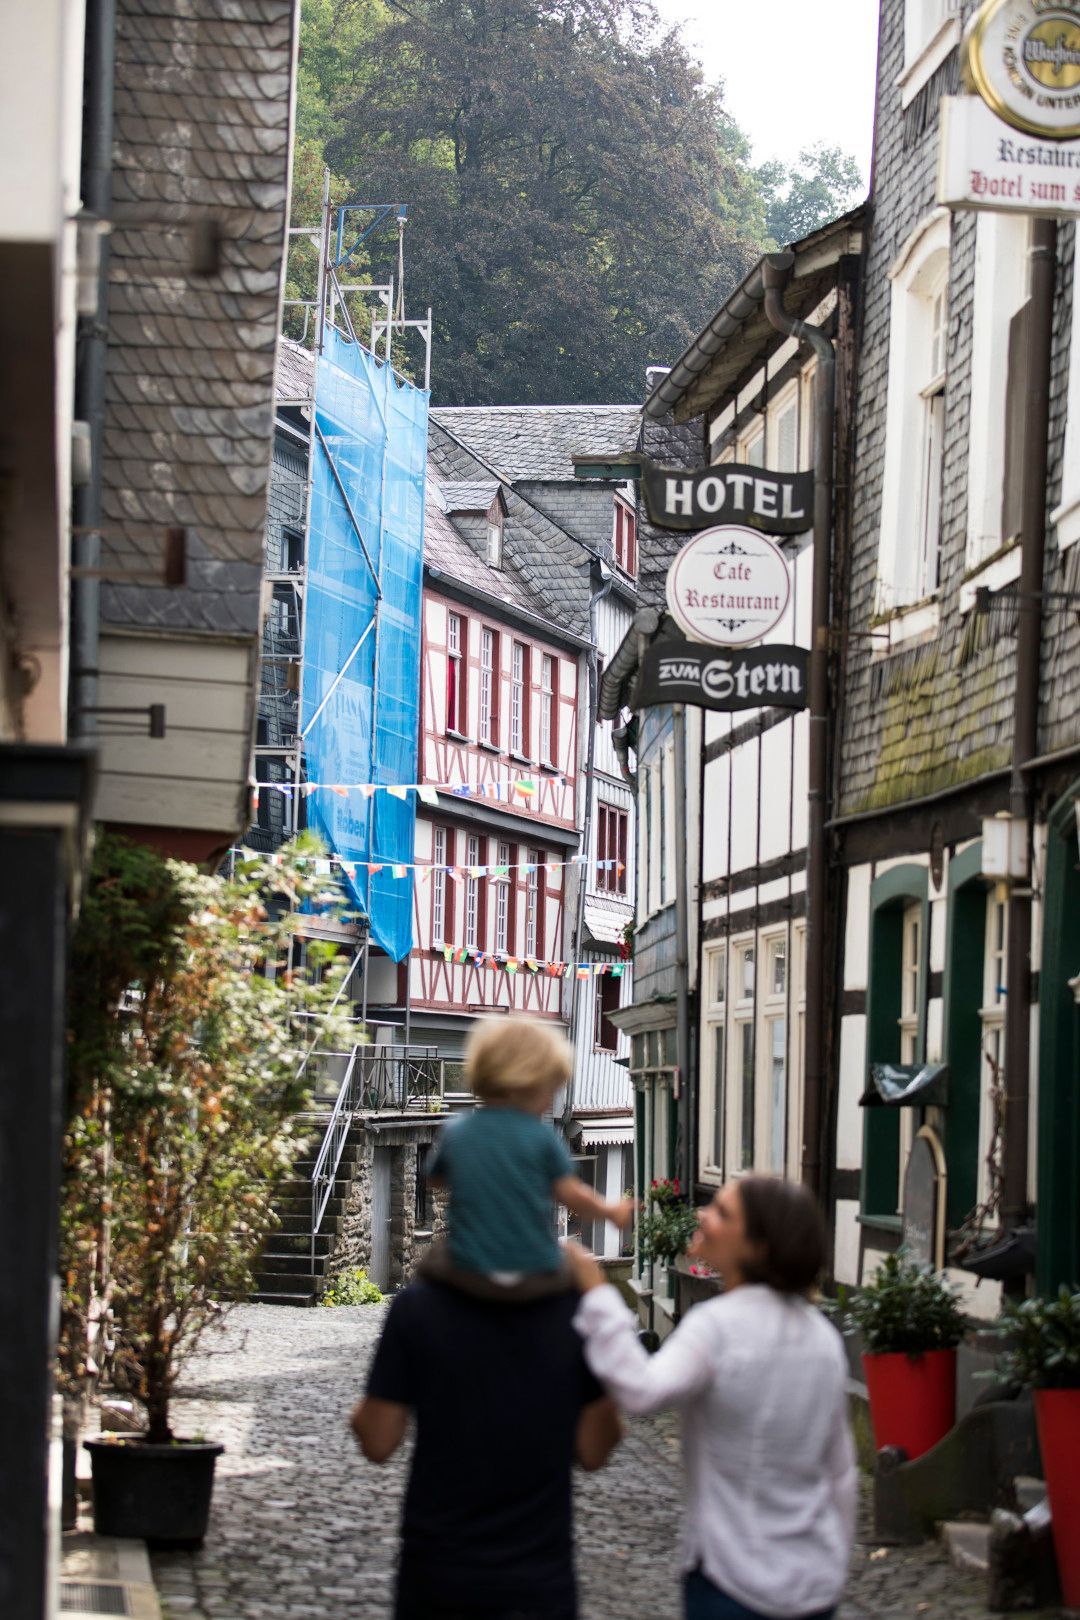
[665,525,791,648]
[965,0,1080,139]
[641,460,812,535]
[639,639,808,713]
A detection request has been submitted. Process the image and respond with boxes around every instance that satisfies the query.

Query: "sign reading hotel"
[641,460,812,535]
[665,525,790,648]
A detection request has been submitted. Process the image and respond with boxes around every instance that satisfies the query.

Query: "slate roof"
[276,337,315,405]
[424,478,559,628]
[428,420,593,638]
[439,481,501,515]
[100,0,296,638]
[431,406,640,481]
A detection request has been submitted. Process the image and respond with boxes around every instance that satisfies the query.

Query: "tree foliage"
[62,834,354,1442]
[756,142,864,250]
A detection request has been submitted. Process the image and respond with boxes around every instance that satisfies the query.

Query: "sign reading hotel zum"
[938,93,1080,212]
[665,525,791,648]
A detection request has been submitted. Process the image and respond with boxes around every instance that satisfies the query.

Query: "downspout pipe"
[563,560,615,1128]
[70,0,116,740]
[673,704,692,1189]
[1002,218,1057,1242]
[762,255,835,1201]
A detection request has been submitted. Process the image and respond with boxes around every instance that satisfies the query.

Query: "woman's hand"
[562,1239,606,1294]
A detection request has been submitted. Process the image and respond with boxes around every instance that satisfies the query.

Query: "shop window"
[863,866,930,1222]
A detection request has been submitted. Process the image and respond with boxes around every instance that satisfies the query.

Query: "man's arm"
[350,1395,408,1463]
[575,1395,623,1471]
[554,1175,635,1230]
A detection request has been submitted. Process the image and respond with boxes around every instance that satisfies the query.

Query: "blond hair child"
[426,1016,634,1291]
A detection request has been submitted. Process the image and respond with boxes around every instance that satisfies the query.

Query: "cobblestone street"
[151,1305,1057,1620]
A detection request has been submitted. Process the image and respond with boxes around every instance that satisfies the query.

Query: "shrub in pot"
[64,834,351,1546]
[637,1178,699,1294]
[844,1250,966,1461]
[997,1286,1080,1607]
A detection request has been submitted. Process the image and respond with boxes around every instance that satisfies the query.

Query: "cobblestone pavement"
[151,1304,1061,1620]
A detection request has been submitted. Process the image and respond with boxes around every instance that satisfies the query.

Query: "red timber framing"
[410,587,581,1021]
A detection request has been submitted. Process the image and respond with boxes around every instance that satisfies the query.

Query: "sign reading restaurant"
[938,93,1080,211]
[640,460,813,536]
[665,525,791,648]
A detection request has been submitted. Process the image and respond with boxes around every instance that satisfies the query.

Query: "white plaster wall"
[701,754,731,885]
[926,997,944,1064]
[833,1200,861,1287]
[844,864,872,989]
[791,712,809,847]
[729,742,758,874]
[837,1013,867,1170]
[759,720,794,862]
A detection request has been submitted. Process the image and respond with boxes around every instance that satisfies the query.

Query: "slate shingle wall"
[837,1,1080,819]
[99,0,295,640]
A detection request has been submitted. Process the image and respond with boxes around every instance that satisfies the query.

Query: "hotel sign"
[964,0,1080,139]
[666,525,791,648]
[641,460,812,535]
[939,93,1080,211]
[639,639,808,714]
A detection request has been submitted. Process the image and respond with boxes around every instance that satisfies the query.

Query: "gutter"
[761,255,835,1202]
[644,257,784,420]
[69,0,116,740]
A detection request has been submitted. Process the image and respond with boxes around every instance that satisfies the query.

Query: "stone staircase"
[251,1114,363,1307]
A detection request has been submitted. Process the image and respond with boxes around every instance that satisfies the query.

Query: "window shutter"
[1001,300,1031,546]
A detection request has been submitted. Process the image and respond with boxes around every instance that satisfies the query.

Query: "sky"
[652,0,880,183]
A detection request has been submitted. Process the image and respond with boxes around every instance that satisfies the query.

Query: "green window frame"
[942,840,986,1230]
[1037,781,1080,1294]
[861,863,930,1225]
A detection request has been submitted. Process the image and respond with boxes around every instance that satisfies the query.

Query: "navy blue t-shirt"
[365,1280,603,1614]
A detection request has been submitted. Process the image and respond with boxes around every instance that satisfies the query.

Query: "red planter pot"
[1034,1387,1080,1608]
[862,1347,957,1461]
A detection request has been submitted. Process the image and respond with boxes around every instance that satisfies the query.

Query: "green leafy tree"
[62,834,354,1442]
[757,142,864,250]
[317,0,769,404]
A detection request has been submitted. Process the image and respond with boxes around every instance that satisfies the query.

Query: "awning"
[572,1115,634,1147]
[860,1062,949,1108]
[583,896,632,947]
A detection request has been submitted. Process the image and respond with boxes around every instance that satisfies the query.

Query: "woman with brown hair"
[568,1176,855,1620]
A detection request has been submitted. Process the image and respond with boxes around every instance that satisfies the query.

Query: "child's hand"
[606,1196,637,1231]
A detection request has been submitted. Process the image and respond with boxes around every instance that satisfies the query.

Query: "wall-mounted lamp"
[982,812,1028,881]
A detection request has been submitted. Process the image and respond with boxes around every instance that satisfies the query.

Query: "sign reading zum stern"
[639,639,809,714]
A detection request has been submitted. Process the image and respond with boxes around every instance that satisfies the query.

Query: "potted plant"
[844,1250,966,1461]
[997,1286,1080,1608]
[64,833,350,1546]
[638,1178,699,1292]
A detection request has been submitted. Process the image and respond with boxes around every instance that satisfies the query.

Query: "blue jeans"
[684,1568,836,1620]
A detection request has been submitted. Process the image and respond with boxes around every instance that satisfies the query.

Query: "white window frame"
[1053,232,1080,553]
[967,214,1030,571]
[897,900,924,1209]
[738,421,765,466]
[465,834,480,949]
[766,380,800,474]
[447,613,464,734]
[539,654,556,765]
[702,945,728,1179]
[525,852,541,957]
[480,628,496,746]
[486,507,504,568]
[758,930,788,1175]
[900,0,962,109]
[877,209,951,627]
[432,826,446,945]
[495,840,510,954]
[790,922,808,1180]
[510,640,527,755]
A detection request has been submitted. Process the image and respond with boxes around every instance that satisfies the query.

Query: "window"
[902,0,963,107]
[613,497,637,576]
[703,946,727,1176]
[432,826,452,945]
[486,505,504,568]
[760,932,789,1174]
[900,903,922,1064]
[510,641,529,756]
[282,526,304,572]
[768,937,787,997]
[596,805,629,895]
[480,628,499,747]
[595,973,621,1052]
[738,943,756,1001]
[495,840,511,954]
[540,654,558,766]
[767,385,800,473]
[447,613,467,734]
[733,938,756,1170]
[740,424,765,466]
[863,867,929,1222]
[465,834,480,949]
[659,757,668,907]
[877,211,951,616]
[525,850,545,958]
[766,1016,787,1173]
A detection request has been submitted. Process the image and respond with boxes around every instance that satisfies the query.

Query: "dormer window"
[486,501,504,568]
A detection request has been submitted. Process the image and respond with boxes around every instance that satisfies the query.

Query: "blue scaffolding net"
[302,327,428,962]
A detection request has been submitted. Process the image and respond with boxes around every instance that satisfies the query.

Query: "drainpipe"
[673,705,692,1188]
[563,559,615,1127]
[1002,218,1057,1244]
[70,0,116,740]
[762,254,835,1200]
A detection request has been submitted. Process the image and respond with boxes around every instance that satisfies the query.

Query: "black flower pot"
[84,1437,224,1549]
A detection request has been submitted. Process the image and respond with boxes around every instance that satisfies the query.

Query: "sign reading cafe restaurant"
[665,525,791,649]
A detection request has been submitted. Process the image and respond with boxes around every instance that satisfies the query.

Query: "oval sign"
[965,0,1080,140]
[665,525,791,648]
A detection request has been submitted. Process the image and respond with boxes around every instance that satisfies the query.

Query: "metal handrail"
[308,1044,445,1268]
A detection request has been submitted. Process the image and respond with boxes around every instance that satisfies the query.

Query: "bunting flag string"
[440,944,627,978]
[254,777,568,805]
[252,846,625,885]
